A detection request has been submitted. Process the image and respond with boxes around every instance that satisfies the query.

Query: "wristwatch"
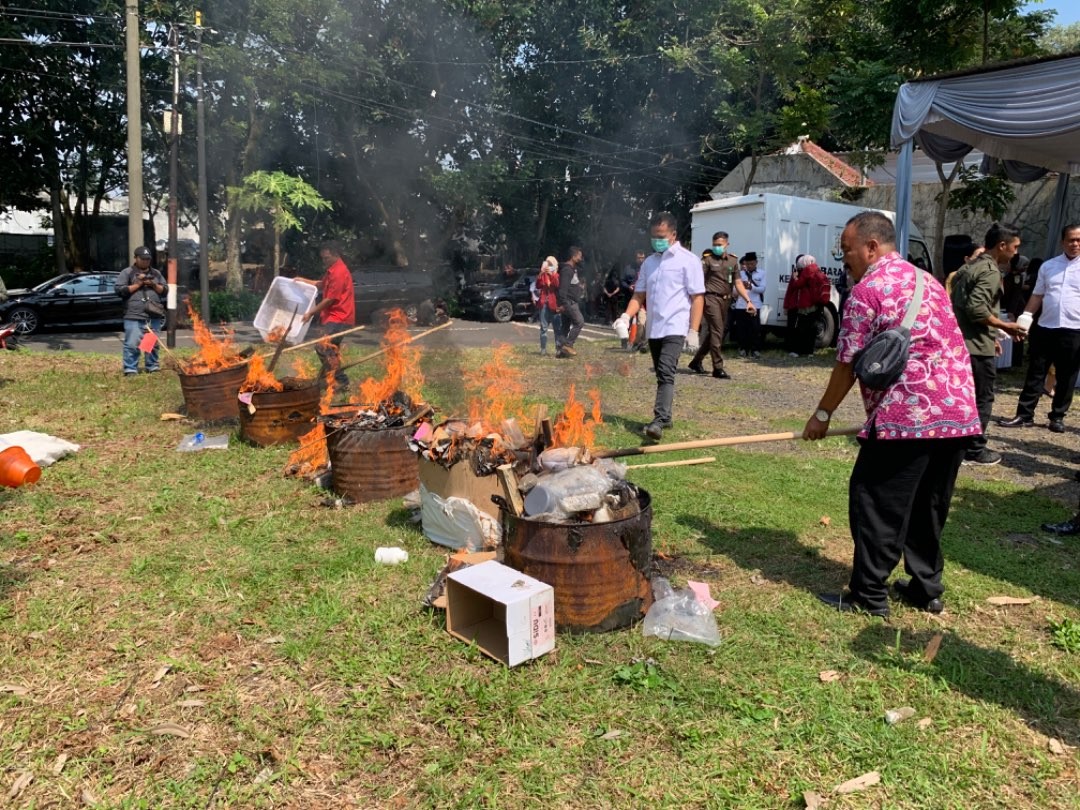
[814,408,831,422]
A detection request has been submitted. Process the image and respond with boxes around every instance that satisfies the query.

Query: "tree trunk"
[224,96,265,292]
[742,153,760,196]
[273,224,281,277]
[49,171,67,275]
[536,192,550,248]
[933,161,963,279]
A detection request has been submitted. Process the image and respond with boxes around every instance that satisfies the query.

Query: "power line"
[1,6,120,23]
[0,37,120,48]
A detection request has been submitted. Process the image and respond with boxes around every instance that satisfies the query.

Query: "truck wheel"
[493,300,514,323]
[815,307,837,348]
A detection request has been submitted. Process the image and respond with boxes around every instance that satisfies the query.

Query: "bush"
[188,290,263,322]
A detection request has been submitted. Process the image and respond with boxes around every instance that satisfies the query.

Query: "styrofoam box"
[446,560,556,667]
[253,277,319,344]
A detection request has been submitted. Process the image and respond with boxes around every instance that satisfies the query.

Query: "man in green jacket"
[950,223,1028,465]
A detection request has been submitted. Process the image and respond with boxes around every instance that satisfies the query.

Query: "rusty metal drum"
[178,364,248,422]
[238,381,321,446]
[326,424,419,503]
[502,489,654,633]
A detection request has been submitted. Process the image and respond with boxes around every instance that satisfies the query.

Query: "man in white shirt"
[999,224,1080,433]
[615,213,705,440]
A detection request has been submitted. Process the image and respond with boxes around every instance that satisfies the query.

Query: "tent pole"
[895,140,914,260]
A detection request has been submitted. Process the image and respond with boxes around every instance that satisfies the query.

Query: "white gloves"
[684,329,700,353]
[613,314,631,340]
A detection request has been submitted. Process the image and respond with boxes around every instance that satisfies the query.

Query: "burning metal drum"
[502,489,654,633]
[238,380,321,447]
[326,424,419,503]
[178,363,248,422]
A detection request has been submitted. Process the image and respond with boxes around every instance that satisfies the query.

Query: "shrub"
[188,290,263,322]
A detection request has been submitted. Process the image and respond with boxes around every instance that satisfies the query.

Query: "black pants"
[735,308,761,354]
[692,293,729,370]
[967,354,997,456]
[313,321,351,386]
[559,300,584,348]
[786,308,819,355]
[1014,325,1080,422]
[648,335,684,425]
[847,434,967,611]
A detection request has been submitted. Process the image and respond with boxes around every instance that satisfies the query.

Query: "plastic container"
[175,433,230,452]
[375,547,409,565]
[253,277,319,344]
[0,446,41,487]
[1016,311,1033,332]
[523,465,612,517]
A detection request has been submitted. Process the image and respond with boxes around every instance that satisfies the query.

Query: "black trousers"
[735,309,761,354]
[968,354,997,456]
[786,308,819,355]
[648,335,684,424]
[1014,325,1080,422]
[692,293,729,370]
[313,321,351,385]
[559,300,585,348]
[847,435,967,611]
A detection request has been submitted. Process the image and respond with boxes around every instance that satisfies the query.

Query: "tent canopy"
[889,53,1080,255]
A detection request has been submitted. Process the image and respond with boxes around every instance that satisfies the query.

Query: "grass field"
[1,340,1078,808]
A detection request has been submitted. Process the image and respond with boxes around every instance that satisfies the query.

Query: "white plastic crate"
[253,277,318,344]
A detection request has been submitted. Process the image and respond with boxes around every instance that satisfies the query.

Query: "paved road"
[13,318,617,355]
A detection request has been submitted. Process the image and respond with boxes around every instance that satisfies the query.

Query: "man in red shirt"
[298,241,356,387]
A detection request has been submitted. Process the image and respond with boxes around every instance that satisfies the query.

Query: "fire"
[240,353,284,393]
[289,353,318,380]
[352,309,424,408]
[552,384,603,449]
[464,344,528,432]
[286,370,337,475]
[267,325,287,344]
[183,302,242,373]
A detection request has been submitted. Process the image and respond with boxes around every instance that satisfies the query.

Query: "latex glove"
[613,314,631,339]
[684,329,700,354]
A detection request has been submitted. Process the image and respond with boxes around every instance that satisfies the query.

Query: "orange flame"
[266,325,287,344]
[286,370,337,475]
[183,302,242,373]
[552,384,603,449]
[240,353,284,393]
[352,309,424,408]
[463,344,528,433]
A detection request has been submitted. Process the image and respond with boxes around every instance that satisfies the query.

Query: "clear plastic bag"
[641,577,721,647]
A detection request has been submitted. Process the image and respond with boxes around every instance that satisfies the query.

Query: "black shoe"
[712,369,731,380]
[962,449,1002,466]
[687,360,706,374]
[997,416,1034,428]
[891,579,944,614]
[816,592,889,618]
[643,421,665,440]
[1041,515,1080,535]
[1048,419,1066,434]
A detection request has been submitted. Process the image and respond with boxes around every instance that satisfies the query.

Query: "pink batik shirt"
[837,252,981,441]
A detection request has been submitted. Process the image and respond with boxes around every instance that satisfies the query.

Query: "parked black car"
[458,274,536,322]
[0,272,124,335]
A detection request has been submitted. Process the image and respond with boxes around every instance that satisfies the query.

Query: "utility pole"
[195,11,210,324]
[124,0,144,257]
[166,23,180,347]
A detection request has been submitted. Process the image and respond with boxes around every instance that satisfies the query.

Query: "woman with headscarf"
[534,255,562,356]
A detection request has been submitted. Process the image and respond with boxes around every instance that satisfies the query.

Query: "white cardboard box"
[445,561,555,667]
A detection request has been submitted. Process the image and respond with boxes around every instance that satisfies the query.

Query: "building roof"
[783,137,872,188]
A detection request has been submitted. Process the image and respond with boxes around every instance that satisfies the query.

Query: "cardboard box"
[419,457,503,520]
[446,561,555,667]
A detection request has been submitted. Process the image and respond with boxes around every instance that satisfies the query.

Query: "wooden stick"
[265,305,300,372]
[276,323,368,355]
[593,426,861,459]
[626,456,716,470]
[336,320,455,373]
[496,464,525,517]
[403,404,434,428]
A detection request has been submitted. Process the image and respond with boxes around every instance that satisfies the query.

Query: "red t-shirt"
[320,259,356,325]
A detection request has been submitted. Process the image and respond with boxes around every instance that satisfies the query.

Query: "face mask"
[651,238,669,253]
[712,245,726,256]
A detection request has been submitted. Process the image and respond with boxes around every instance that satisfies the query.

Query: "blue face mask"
[651,238,670,253]
[712,245,726,256]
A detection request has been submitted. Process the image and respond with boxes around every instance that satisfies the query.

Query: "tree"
[1040,21,1080,53]
[228,171,331,277]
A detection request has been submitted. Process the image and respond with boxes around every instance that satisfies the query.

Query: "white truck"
[689,193,933,347]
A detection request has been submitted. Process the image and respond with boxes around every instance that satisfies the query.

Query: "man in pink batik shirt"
[803,211,980,618]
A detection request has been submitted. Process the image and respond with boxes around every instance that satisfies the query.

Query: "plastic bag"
[419,484,501,551]
[641,577,722,647]
[175,433,230,452]
[523,464,612,518]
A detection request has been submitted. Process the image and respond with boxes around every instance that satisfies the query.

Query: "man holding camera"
[115,246,166,376]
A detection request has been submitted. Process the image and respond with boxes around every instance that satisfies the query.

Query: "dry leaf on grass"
[600,729,624,740]
[0,684,29,696]
[1048,738,1067,755]
[176,699,205,708]
[8,771,33,799]
[52,753,69,775]
[386,676,405,690]
[151,665,170,686]
[923,633,943,664]
[818,670,841,683]
[834,771,881,794]
[253,767,274,786]
[183,684,206,693]
[262,635,286,645]
[917,717,933,730]
[750,573,768,586]
[803,790,826,809]
[819,516,831,527]
[986,596,1037,606]
[145,722,191,738]
[159,412,185,421]
[82,788,98,806]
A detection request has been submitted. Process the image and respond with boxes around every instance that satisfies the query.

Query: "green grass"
[0,343,1078,808]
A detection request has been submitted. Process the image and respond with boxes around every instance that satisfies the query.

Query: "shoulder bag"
[852,268,925,391]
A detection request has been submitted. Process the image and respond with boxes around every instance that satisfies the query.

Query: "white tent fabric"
[890,54,1080,254]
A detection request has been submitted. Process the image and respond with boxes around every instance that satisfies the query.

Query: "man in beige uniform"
[689,231,745,379]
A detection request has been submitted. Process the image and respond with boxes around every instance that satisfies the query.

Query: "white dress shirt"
[1033,252,1080,329]
[634,241,706,339]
